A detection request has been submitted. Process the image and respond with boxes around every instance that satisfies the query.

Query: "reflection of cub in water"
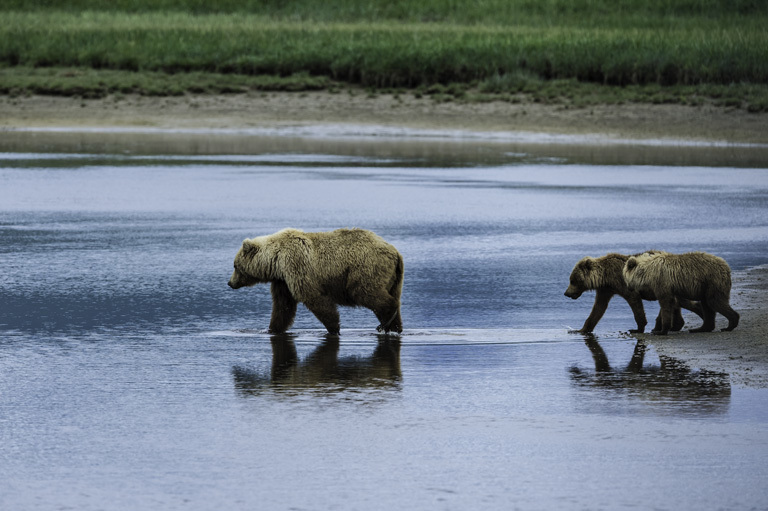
[570,335,730,417]
[233,334,402,396]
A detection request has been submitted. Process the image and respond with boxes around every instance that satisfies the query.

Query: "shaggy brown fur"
[565,252,703,333]
[623,251,739,335]
[228,228,404,334]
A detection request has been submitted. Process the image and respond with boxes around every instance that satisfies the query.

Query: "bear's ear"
[579,258,593,272]
[625,257,637,271]
[242,239,259,256]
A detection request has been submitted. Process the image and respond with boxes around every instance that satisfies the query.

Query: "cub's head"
[564,257,598,299]
[227,238,265,289]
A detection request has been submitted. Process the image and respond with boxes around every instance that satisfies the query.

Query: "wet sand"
[3,92,768,145]
[2,91,767,387]
[641,265,768,389]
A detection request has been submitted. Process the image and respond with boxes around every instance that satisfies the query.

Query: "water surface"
[1,139,767,510]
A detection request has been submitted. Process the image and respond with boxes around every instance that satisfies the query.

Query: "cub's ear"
[625,257,638,271]
[242,239,259,255]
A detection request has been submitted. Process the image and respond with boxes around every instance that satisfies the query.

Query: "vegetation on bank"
[3,67,767,113]
[1,1,767,111]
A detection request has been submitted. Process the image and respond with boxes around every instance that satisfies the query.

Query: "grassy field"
[1,0,767,110]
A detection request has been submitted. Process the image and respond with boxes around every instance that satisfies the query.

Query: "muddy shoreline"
[638,265,768,389]
[3,92,768,145]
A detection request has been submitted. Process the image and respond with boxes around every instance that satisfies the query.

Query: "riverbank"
[637,265,768,389]
[2,92,768,145]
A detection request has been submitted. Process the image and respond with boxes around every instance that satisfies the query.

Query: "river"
[1,131,767,510]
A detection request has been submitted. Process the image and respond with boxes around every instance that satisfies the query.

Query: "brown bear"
[228,228,404,335]
[622,251,739,335]
[565,252,704,334]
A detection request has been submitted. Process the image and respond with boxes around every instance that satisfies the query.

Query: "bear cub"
[228,228,404,335]
[565,252,703,334]
[623,251,739,335]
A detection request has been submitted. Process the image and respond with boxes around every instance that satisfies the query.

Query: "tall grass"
[1,11,766,88]
[2,0,765,20]
[1,2,767,110]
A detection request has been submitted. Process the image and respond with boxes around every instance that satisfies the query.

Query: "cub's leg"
[580,289,615,333]
[671,303,686,331]
[653,301,685,332]
[625,294,648,333]
[689,299,716,332]
[709,295,740,331]
[652,296,677,335]
[678,298,705,320]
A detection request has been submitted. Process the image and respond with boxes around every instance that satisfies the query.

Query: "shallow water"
[1,139,768,510]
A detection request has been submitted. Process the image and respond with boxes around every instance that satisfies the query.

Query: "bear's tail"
[390,252,404,300]
[377,252,405,333]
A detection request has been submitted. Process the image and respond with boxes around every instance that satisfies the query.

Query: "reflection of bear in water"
[623,251,739,335]
[570,335,731,416]
[232,334,402,395]
[565,252,703,333]
[228,228,403,334]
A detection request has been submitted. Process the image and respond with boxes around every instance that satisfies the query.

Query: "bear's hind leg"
[304,296,341,335]
[689,299,716,332]
[678,297,705,321]
[376,308,402,334]
[720,307,740,331]
[388,309,403,334]
[370,294,402,334]
[709,295,740,331]
[351,285,402,333]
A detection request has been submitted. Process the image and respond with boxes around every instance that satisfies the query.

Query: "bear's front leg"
[670,302,686,331]
[304,296,341,335]
[580,289,614,333]
[652,296,676,335]
[269,280,298,334]
[625,294,648,333]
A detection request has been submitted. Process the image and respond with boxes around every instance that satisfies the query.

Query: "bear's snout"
[564,287,582,299]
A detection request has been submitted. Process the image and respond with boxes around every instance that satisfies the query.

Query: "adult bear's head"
[228,238,266,289]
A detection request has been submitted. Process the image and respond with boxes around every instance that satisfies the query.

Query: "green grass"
[0,67,332,97]
[1,1,767,110]
[3,0,764,21]
[5,66,767,113]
